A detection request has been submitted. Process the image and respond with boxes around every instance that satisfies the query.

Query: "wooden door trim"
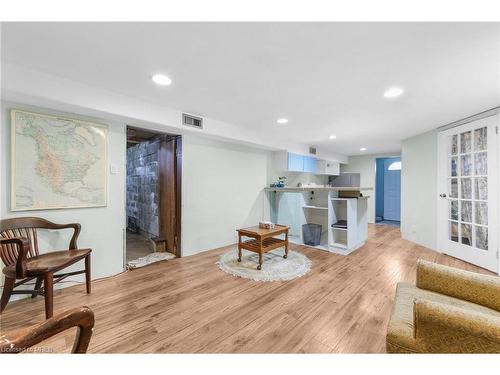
[158,136,182,258]
[175,137,182,258]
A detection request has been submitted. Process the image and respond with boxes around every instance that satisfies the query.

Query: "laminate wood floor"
[0,225,493,353]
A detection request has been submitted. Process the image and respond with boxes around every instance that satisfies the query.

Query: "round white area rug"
[217,248,311,282]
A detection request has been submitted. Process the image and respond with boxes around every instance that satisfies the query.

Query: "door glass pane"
[461,201,472,223]
[449,178,458,198]
[460,131,472,153]
[450,221,458,242]
[449,200,458,220]
[450,134,458,155]
[475,226,488,250]
[460,178,472,199]
[446,126,490,253]
[461,223,472,246]
[461,155,472,176]
[474,202,488,225]
[474,127,487,151]
[474,152,487,175]
[450,157,458,176]
[474,177,488,200]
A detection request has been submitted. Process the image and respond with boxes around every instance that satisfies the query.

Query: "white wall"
[181,136,332,256]
[340,153,400,223]
[0,62,348,264]
[1,101,126,291]
[0,100,330,275]
[181,135,271,256]
[401,130,438,250]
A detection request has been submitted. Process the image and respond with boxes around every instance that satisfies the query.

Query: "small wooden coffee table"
[237,225,289,270]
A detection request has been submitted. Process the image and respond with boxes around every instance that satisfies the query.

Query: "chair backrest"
[0,217,80,266]
[0,218,42,266]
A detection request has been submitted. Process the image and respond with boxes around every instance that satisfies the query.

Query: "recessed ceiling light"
[276,118,289,124]
[360,147,367,151]
[329,135,337,140]
[152,74,172,86]
[383,86,404,99]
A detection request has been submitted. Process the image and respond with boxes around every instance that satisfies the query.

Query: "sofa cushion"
[386,282,500,353]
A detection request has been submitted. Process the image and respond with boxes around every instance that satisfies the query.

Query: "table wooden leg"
[284,230,289,259]
[237,234,242,262]
[257,238,263,270]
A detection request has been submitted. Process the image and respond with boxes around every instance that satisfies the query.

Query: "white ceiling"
[2,22,499,155]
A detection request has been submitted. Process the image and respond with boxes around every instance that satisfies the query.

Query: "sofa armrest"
[413,299,500,353]
[416,259,500,311]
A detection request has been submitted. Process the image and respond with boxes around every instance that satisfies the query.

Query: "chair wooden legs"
[43,272,54,319]
[0,276,15,313]
[284,231,289,259]
[32,276,43,298]
[85,254,91,294]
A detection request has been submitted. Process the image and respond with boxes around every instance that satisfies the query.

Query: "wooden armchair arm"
[0,237,31,278]
[41,222,81,250]
[63,223,80,250]
[0,306,94,354]
[413,299,500,353]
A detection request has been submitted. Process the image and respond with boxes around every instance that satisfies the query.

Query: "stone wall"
[126,139,160,238]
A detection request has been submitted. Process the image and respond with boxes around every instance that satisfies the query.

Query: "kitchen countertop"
[264,186,373,192]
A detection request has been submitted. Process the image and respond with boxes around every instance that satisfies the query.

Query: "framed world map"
[11,109,108,211]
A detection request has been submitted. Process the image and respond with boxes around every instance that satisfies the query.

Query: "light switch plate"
[110,164,118,174]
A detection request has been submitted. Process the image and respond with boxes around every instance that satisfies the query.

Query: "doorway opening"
[375,157,401,227]
[125,126,182,269]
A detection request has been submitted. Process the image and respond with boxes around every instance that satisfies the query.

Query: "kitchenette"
[265,151,372,255]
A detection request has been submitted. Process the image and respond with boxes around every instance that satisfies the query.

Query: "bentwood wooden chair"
[0,217,92,319]
[0,306,95,353]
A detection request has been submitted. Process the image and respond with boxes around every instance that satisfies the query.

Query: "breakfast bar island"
[264,186,372,255]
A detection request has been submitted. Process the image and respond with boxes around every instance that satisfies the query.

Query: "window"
[388,161,402,171]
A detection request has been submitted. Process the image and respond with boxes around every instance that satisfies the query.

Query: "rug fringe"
[216,249,311,282]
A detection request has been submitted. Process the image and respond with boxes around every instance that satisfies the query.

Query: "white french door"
[437,115,499,273]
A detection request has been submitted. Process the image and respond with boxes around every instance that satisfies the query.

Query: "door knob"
[439,193,447,198]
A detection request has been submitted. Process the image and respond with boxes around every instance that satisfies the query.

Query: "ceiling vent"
[182,113,203,129]
[309,146,317,155]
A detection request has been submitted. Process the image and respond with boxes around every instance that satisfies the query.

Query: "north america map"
[11,110,107,210]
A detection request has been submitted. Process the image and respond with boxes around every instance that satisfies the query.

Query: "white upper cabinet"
[273,151,339,175]
[273,151,317,173]
[316,159,340,176]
